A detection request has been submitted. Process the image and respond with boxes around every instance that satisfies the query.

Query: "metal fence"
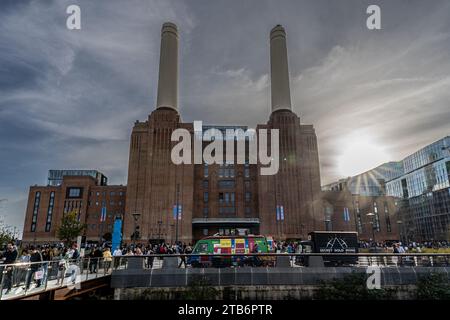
[113,252,450,270]
[3,253,449,299]
[0,257,116,300]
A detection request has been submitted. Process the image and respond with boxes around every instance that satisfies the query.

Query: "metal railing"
[112,252,450,270]
[3,253,449,299]
[0,257,116,300]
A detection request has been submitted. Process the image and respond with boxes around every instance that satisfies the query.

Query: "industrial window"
[30,191,41,232]
[245,192,251,202]
[67,187,82,198]
[45,191,55,232]
[204,192,209,203]
[384,203,392,232]
[219,207,236,215]
[218,180,235,188]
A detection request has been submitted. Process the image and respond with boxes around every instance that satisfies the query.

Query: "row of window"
[31,191,56,233]
[88,224,113,230]
[88,200,124,207]
[30,192,41,232]
[202,206,252,217]
[354,201,392,234]
[387,160,450,199]
[203,164,250,178]
[202,180,252,190]
[90,191,125,197]
[204,192,251,203]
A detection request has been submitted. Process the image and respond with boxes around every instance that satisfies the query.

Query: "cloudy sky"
[1,0,449,232]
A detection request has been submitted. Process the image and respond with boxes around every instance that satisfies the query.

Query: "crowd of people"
[2,237,450,295]
[0,241,114,295]
[358,240,450,252]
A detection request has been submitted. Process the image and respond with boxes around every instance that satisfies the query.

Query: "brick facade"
[322,190,400,242]
[22,176,126,244]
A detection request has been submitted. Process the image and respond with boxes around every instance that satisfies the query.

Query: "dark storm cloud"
[1,0,449,232]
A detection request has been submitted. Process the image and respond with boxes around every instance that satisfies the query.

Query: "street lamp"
[324,219,331,231]
[132,212,141,247]
[366,212,376,245]
[175,184,180,244]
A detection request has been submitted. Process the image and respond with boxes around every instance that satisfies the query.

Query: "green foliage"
[57,210,86,245]
[103,232,112,242]
[315,272,396,300]
[183,276,220,300]
[0,227,14,247]
[140,276,220,300]
[416,273,450,300]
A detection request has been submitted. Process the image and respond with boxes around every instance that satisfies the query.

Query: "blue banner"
[100,207,106,222]
[111,218,122,251]
[173,205,182,220]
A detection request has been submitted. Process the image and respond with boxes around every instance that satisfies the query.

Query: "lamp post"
[324,219,331,231]
[132,212,141,247]
[175,184,180,244]
[366,212,376,245]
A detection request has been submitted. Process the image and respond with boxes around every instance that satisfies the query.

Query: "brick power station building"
[123,23,322,243]
[22,23,323,244]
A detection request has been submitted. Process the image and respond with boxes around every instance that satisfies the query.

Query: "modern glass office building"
[47,170,108,186]
[323,161,404,196]
[386,136,450,241]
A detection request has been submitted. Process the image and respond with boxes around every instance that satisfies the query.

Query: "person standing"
[24,246,43,291]
[113,246,122,270]
[1,242,18,295]
[15,248,30,287]
[102,247,112,273]
[41,248,51,286]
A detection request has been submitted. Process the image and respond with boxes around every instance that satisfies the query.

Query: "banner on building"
[343,207,350,222]
[112,218,123,251]
[100,207,107,222]
[173,205,182,220]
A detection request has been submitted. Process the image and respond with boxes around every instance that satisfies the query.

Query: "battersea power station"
[22,23,323,244]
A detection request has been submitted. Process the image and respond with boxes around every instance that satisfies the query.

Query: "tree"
[57,210,86,245]
[0,226,14,248]
[102,232,112,242]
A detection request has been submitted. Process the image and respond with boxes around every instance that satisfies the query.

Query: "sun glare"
[337,134,390,178]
